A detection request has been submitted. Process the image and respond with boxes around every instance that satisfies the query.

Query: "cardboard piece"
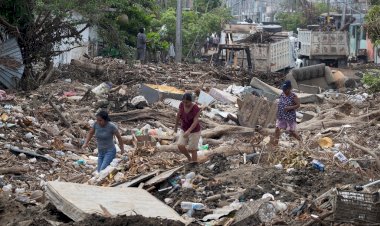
[46,181,185,223]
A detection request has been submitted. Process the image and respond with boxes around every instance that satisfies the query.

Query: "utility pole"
[341,0,347,30]
[327,0,330,24]
[175,0,182,63]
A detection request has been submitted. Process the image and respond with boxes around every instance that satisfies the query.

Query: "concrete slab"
[46,181,185,223]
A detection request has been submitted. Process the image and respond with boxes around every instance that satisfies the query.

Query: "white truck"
[298,30,349,67]
[249,34,297,72]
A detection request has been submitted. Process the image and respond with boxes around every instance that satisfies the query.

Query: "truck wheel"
[338,59,347,68]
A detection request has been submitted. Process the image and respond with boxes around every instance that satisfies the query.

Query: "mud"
[68,215,185,226]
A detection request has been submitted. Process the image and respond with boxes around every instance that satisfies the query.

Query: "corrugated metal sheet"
[0,38,24,88]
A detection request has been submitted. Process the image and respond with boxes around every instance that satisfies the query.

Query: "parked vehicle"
[249,34,295,72]
[298,30,349,67]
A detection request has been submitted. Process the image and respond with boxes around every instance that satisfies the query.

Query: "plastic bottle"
[311,159,325,172]
[55,151,65,156]
[185,172,195,179]
[185,208,194,217]
[180,202,206,210]
[197,137,203,150]
[2,184,12,192]
[76,159,86,165]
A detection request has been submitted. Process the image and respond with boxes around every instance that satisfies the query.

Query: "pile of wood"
[237,32,275,44]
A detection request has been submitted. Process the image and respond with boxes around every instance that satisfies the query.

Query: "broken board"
[46,181,185,223]
[237,94,277,128]
[145,166,183,187]
[115,170,160,188]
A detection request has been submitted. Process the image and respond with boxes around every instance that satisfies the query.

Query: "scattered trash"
[311,160,325,172]
[318,137,333,149]
[334,152,348,164]
[92,82,112,96]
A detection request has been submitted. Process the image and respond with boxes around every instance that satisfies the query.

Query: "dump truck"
[298,30,349,67]
[219,26,297,72]
[249,34,296,72]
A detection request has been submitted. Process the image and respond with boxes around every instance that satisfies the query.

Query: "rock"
[19,153,27,160]
[131,96,148,109]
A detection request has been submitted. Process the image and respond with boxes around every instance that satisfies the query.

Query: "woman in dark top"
[82,111,124,171]
[174,93,201,163]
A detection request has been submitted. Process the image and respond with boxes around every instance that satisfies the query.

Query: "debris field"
[0,58,379,226]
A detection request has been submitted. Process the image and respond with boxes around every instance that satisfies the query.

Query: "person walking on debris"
[82,111,125,172]
[175,93,202,163]
[137,28,147,63]
[273,80,302,145]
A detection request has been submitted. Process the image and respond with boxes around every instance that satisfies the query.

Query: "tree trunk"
[202,125,256,139]
[71,59,104,75]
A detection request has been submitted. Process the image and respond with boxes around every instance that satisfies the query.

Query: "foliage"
[370,0,380,5]
[154,7,231,57]
[276,1,331,32]
[276,12,307,32]
[362,70,380,93]
[193,0,222,13]
[366,5,380,45]
[161,0,221,11]
[147,32,169,53]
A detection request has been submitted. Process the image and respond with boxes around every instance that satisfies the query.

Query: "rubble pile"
[0,59,379,226]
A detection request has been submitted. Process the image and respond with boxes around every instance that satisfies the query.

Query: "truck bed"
[299,31,348,59]
[250,36,291,72]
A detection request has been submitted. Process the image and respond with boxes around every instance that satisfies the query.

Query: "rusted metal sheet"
[0,38,24,88]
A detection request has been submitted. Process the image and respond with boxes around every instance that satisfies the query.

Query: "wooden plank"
[9,146,58,162]
[115,170,160,188]
[145,166,183,187]
[46,181,185,223]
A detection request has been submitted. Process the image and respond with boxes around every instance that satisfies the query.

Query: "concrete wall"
[53,12,98,67]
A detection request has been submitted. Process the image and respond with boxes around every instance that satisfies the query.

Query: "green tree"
[154,7,231,58]
[0,0,158,88]
[366,5,380,46]
[276,12,307,32]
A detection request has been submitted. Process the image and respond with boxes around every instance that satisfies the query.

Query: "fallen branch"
[0,167,28,174]
[71,59,104,75]
[49,99,71,128]
[41,63,55,85]
[345,138,380,170]
[110,108,175,126]
[202,125,256,139]
[302,211,334,226]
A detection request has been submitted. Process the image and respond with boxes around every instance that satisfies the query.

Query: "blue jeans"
[97,147,116,172]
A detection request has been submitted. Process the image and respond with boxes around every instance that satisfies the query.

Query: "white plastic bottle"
[180,201,205,210]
